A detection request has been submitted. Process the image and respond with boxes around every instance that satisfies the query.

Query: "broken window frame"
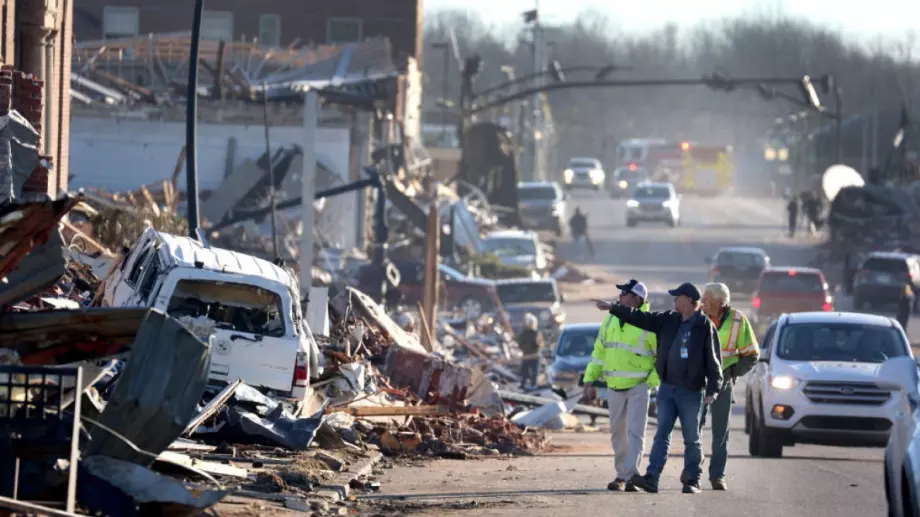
[102,6,140,40]
[326,17,362,44]
[258,13,281,47]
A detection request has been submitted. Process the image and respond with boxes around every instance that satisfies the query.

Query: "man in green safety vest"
[582,279,659,492]
[696,282,760,490]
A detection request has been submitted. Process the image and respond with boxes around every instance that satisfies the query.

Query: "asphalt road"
[358,191,891,517]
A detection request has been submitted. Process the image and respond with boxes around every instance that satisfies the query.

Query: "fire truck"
[645,142,735,195]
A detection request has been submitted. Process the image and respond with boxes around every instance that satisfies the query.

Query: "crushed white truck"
[101,228,320,401]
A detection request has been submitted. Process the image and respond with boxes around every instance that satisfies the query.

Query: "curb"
[313,451,384,502]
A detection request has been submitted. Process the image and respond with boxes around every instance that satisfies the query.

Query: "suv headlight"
[770,375,801,390]
[563,169,574,182]
[590,169,604,181]
[626,199,639,208]
[618,180,628,189]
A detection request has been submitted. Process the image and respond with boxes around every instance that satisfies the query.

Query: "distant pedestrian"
[597,282,722,494]
[517,313,544,390]
[569,208,594,257]
[786,194,799,238]
[898,284,914,333]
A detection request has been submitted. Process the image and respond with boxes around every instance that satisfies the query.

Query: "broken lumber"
[496,389,608,418]
[324,405,450,417]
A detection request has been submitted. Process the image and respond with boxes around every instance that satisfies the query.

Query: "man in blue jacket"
[597,282,722,494]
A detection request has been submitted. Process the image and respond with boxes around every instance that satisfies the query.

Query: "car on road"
[606,163,650,198]
[750,266,833,336]
[482,229,549,276]
[546,322,658,419]
[625,182,681,227]
[878,356,920,517]
[562,157,605,190]
[494,278,566,346]
[517,181,568,236]
[853,251,920,310]
[746,311,912,458]
[707,247,771,294]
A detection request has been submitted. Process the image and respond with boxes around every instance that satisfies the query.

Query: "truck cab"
[102,228,316,401]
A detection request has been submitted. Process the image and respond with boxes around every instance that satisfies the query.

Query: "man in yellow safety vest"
[696,282,759,490]
[582,279,660,492]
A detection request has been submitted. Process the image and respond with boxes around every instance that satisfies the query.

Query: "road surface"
[357,192,892,516]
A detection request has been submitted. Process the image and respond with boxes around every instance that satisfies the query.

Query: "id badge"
[680,346,688,359]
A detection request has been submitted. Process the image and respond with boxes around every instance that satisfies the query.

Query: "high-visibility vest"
[716,307,758,369]
[583,302,660,390]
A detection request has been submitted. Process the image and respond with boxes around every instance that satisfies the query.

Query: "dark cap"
[668,282,701,302]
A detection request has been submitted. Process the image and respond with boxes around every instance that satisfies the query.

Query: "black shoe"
[625,481,639,492]
[682,480,701,494]
[607,478,625,491]
[629,474,658,494]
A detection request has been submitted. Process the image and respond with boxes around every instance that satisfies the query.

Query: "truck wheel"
[744,393,752,435]
[626,218,637,228]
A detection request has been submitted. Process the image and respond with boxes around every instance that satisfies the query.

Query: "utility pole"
[300,91,318,300]
[185,0,205,238]
[834,87,844,164]
[261,82,279,258]
[530,0,542,182]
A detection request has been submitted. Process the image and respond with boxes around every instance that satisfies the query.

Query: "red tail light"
[710,265,719,274]
[752,296,761,309]
[293,351,309,387]
[822,302,833,311]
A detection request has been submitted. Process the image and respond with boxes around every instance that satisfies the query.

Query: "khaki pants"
[607,382,651,480]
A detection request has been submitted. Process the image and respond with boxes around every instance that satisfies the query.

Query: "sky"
[424,0,918,42]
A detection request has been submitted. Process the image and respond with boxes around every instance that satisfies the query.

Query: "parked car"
[494,278,566,345]
[625,182,681,227]
[853,251,920,310]
[351,261,495,318]
[482,229,549,276]
[707,246,770,294]
[878,356,920,517]
[547,322,658,418]
[750,266,833,336]
[607,163,650,198]
[102,228,316,401]
[517,181,568,236]
[746,311,911,458]
[562,157,605,190]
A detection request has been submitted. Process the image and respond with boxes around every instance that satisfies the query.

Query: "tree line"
[422,8,920,168]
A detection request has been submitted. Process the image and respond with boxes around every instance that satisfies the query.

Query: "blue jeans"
[646,382,705,481]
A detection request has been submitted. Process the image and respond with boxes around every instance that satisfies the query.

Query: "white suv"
[745,311,912,458]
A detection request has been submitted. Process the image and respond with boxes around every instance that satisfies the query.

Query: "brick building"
[73,0,424,68]
[0,0,74,197]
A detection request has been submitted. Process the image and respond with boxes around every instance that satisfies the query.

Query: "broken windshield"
[167,280,286,337]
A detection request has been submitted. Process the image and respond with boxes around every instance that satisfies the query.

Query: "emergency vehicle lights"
[788,269,797,276]
[680,142,690,151]
[628,163,637,171]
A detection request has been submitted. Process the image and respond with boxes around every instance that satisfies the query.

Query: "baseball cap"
[668,282,702,302]
[616,279,648,300]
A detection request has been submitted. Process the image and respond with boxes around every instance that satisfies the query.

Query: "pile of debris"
[827,183,920,251]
